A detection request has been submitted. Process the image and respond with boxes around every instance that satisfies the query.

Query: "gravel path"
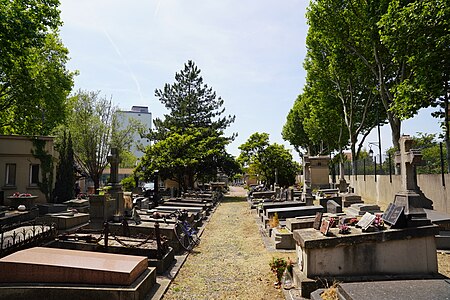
[163,187,290,299]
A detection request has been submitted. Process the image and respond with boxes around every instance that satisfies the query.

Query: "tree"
[238,133,300,187]
[379,0,450,171]
[306,0,406,150]
[53,130,76,203]
[0,1,75,135]
[301,11,385,174]
[139,61,236,190]
[152,60,235,140]
[65,90,141,192]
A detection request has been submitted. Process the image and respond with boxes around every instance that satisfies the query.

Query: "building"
[116,106,152,158]
[0,135,57,205]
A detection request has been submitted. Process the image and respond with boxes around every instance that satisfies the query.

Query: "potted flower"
[269,257,287,287]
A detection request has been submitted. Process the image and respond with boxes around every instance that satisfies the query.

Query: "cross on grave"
[393,135,433,227]
[107,148,121,185]
[395,135,424,192]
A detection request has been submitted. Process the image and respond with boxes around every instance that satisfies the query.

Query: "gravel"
[163,193,289,300]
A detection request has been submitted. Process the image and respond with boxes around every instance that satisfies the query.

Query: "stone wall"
[349,174,450,214]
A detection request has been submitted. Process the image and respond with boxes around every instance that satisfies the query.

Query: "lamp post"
[368,142,382,175]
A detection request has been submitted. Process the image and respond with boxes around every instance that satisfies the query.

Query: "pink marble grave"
[0,247,148,285]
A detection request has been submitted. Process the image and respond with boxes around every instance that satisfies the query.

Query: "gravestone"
[301,156,314,205]
[393,135,433,227]
[313,212,323,230]
[107,148,124,216]
[327,200,342,214]
[382,203,406,228]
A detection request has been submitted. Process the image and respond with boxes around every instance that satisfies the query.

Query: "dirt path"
[163,189,289,299]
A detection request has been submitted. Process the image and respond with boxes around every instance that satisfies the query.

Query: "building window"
[5,164,16,186]
[30,164,40,186]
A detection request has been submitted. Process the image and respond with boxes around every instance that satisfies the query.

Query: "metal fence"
[330,142,448,186]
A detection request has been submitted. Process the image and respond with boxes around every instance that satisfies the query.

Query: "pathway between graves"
[163,187,290,300]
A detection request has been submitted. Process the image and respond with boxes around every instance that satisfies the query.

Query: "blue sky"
[59,0,441,159]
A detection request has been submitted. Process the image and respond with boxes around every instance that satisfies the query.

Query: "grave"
[0,209,38,226]
[50,231,174,274]
[63,198,90,213]
[346,203,382,216]
[327,200,342,214]
[341,193,364,207]
[310,279,450,300]
[319,196,342,212]
[6,195,38,210]
[107,147,125,216]
[393,135,433,227]
[292,225,439,297]
[89,194,116,227]
[265,205,323,222]
[257,200,306,217]
[37,203,67,215]
[0,247,156,300]
[39,211,90,230]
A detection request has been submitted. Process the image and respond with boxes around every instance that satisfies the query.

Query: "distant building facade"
[0,135,57,205]
[116,106,152,158]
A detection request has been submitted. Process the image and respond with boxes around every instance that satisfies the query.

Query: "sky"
[58,0,441,160]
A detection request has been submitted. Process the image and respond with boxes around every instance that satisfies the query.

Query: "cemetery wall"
[350,174,450,214]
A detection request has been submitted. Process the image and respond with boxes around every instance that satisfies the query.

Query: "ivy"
[31,137,54,202]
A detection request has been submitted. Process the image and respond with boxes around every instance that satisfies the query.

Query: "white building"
[116,106,152,158]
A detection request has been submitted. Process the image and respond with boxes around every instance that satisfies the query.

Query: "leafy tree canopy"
[139,61,237,190]
[238,132,300,187]
[0,0,75,135]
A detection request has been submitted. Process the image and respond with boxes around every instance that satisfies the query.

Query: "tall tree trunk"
[445,78,450,173]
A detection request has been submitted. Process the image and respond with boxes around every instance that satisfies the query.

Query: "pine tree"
[54,130,75,202]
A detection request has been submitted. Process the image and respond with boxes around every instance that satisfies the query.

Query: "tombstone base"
[394,191,433,227]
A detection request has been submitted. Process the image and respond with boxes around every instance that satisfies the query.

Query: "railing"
[0,222,57,258]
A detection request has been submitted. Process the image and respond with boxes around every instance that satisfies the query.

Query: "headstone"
[327,200,342,214]
[320,219,331,236]
[393,135,433,227]
[107,147,124,216]
[382,203,406,228]
[313,212,323,230]
[356,212,376,231]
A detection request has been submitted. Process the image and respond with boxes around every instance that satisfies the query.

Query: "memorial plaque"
[313,212,323,230]
[320,219,330,236]
[356,212,376,230]
[382,203,404,226]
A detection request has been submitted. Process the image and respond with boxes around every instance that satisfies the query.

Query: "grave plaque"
[320,219,330,236]
[382,203,405,226]
[356,212,376,231]
[313,212,323,230]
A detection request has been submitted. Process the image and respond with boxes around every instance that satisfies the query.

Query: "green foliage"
[53,130,76,203]
[0,1,75,135]
[140,61,237,189]
[119,150,138,168]
[31,137,54,202]
[120,176,136,192]
[238,133,299,187]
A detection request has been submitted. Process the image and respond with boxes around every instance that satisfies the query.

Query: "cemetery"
[1,1,450,298]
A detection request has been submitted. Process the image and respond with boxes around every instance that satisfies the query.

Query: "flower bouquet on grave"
[269,257,287,288]
[373,213,384,230]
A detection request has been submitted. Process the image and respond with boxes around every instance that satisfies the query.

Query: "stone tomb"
[341,193,364,207]
[346,203,382,216]
[0,247,156,300]
[292,225,439,297]
[265,205,323,222]
[257,200,306,217]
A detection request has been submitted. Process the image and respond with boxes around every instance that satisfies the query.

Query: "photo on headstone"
[320,219,330,236]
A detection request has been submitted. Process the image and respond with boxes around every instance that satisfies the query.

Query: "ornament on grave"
[356,212,376,231]
[393,135,433,227]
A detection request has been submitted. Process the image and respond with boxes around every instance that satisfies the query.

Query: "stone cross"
[107,148,121,185]
[303,155,311,190]
[395,135,424,192]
